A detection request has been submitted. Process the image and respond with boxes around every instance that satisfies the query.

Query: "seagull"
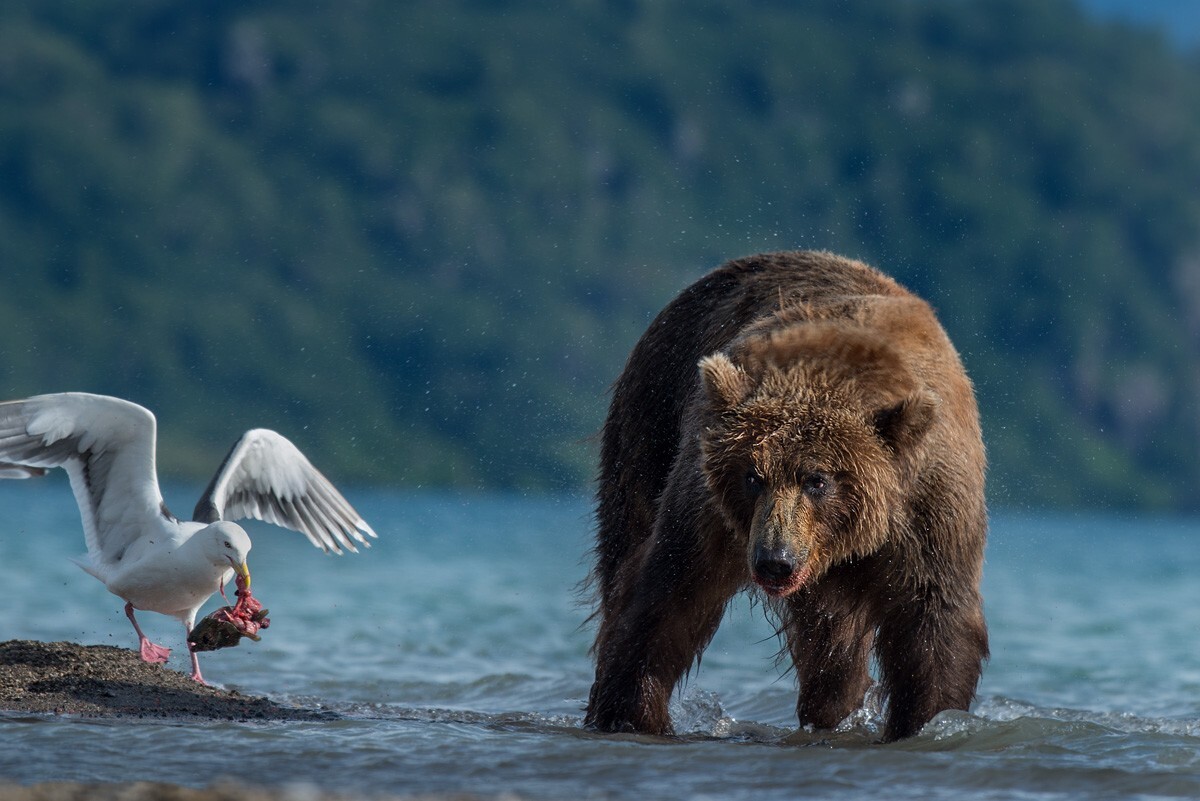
[0,392,376,684]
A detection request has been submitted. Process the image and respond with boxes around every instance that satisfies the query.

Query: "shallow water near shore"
[1,480,1199,800]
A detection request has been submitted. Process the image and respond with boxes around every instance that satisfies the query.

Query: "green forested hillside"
[1,0,1198,510]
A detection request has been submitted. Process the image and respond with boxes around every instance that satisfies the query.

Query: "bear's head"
[698,320,937,597]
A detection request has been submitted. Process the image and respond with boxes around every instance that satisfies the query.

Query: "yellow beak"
[231,559,251,589]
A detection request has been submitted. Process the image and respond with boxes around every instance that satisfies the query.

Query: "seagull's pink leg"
[184,619,207,685]
[188,652,207,685]
[125,603,171,663]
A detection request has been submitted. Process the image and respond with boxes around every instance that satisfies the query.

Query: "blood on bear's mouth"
[751,540,815,597]
[754,562,813,597]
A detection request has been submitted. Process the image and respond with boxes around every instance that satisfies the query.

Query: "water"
[1,478,1199,800]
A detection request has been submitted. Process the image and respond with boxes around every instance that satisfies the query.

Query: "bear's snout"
[751,542,809,596]
[753,543,796,580]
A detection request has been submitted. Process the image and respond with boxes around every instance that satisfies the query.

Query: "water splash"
[672,687,734,736]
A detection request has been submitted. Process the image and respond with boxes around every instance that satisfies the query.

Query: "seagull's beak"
[228,557,251,590]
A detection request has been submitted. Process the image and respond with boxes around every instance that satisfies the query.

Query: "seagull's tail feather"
[70,554,106,581]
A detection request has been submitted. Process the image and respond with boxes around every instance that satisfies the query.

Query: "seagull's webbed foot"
[138,639,172,664]
[125,602,171,663]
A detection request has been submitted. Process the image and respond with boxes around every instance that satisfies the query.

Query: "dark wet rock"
[0,640,328,721]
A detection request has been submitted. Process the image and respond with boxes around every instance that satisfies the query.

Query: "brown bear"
[584,250,988,742]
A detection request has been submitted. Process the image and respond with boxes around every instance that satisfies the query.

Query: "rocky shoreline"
[0,640,325,720]
[0,641,508,800]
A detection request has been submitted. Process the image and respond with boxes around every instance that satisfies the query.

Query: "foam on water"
[1,483,1199,800]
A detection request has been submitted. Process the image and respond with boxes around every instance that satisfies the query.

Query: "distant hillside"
[2,0,1200,510]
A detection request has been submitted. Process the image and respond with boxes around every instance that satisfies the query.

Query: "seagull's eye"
[223,540,232,549]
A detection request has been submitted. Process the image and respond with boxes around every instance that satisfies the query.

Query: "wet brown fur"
[584,251,988,742]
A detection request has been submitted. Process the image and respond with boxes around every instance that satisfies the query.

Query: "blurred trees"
[0,0,1198,509]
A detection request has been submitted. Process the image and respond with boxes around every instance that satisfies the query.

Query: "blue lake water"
[1,478,1199,800]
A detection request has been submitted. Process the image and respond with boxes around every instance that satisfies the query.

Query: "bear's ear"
[699,353,752,410]
[872,392,937,455]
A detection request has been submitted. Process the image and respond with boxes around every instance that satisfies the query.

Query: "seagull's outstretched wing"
[0,393,168,571]
[0,463,46,478]
[193,429,375,554]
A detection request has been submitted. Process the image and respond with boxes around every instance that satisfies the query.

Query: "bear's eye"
[744,470,765,498]
[800,472,831,499]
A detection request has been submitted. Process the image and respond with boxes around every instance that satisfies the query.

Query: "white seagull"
[0,392,376,684]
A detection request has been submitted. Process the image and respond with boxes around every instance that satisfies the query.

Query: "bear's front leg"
[784,567,876,731]
[874,588,988,742]
[585,506,742,735]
